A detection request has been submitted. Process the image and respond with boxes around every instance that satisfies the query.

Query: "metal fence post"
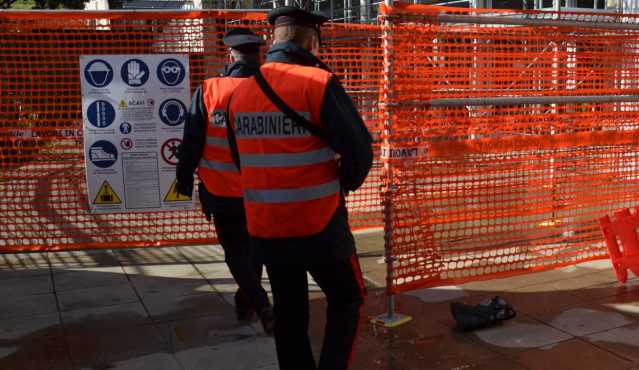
[373,0,412,329]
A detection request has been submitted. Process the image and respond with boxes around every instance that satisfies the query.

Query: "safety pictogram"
[84,59,113,88]
[119,122,132,134]
[89,140,118,168]
[157,58,186,86]
[93,180,122,205]
[161,138,181,165]
[120,138,133,150]
[121,59,149,87]
[87,100,116,128]
[164,178,191,202]
[159,99,186,126]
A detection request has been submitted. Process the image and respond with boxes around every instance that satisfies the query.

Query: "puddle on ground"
[475,322,570,349]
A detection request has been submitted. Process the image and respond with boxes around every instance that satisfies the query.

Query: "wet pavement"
[1,231,639,370]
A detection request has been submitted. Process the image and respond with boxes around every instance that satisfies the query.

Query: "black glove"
[338,159,367,193]
[197,182,213,221]
[450,296,516,332]
[175,177,194,197]
[339,168,357,193]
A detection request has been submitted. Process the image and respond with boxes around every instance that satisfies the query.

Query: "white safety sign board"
[80,55,193,213]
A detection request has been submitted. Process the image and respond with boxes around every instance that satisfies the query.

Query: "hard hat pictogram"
[84,59,113,88]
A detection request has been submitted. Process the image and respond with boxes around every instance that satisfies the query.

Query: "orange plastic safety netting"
[0,11,382,251]
[380,3,639,292]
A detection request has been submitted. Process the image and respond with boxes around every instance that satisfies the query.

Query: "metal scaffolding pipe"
[360,0,370,23]
[396,94,639,107]
[329,0,334,21]
[344,0,352,22]
[434,13,639,31]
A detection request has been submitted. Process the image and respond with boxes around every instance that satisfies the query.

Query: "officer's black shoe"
[234,291,255,322]
[258,306,275,336]
[236,307,256,322]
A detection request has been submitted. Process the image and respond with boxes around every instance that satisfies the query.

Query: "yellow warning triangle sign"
[93,180,122,205]
[164,178,192,202]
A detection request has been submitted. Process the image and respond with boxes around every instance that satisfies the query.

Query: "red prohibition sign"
[120,137,133,150]
[161,138,181,165]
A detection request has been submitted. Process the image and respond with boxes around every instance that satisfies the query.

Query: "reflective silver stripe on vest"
[199,158,239,173]
[240,147,335,168]
[244,179,340,204]
[206,136,229,148]
[234,112,312,138]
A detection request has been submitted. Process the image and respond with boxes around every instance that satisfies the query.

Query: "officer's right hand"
[176,178,194,197]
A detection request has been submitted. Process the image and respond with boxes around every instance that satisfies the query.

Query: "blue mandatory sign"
[121,59,150,87]
[89,140,118,168]
[87,100,116,128]
[119,122,132,134]
[84,59,113,88]
[159,99,186,126]
[157,58,186,87]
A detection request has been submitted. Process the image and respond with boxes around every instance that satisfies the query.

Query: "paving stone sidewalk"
[1,233,639,370]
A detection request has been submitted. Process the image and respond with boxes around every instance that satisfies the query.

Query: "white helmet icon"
[159,60,183,86]
[87,61,112,87]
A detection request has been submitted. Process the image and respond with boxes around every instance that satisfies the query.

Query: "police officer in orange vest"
[175,28,274,334]
[226,8,373,370]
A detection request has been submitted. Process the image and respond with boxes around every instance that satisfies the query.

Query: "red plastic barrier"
[599,209,639,283]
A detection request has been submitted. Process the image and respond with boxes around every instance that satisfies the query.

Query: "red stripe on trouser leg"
[347,254,366,369]
[351,253,367,298]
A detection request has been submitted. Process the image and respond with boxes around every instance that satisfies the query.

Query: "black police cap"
[223,28,265,49]
[267,6,329,28]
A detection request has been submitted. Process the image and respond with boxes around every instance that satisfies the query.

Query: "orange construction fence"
[3,5,639,294]
[380,3,639,293]
[0,10,382,251]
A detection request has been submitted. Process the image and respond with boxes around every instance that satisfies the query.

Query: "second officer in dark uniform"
[176,28,274,333]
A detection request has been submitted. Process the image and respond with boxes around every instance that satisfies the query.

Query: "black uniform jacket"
[227,42,374,263]
[176,60,257,218]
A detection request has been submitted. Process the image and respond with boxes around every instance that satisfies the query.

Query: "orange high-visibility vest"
[229,63,340,238]
[198,77,244,198]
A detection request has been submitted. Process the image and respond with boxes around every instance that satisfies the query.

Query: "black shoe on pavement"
[236,307,255,322]
[234,291,255,322]
[258,306,275,336]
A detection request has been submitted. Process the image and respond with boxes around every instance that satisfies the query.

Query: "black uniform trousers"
[213,208,270,313]
[266,253,366,370]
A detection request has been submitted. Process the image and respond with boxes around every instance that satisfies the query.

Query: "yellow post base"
[371,313,412,328]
